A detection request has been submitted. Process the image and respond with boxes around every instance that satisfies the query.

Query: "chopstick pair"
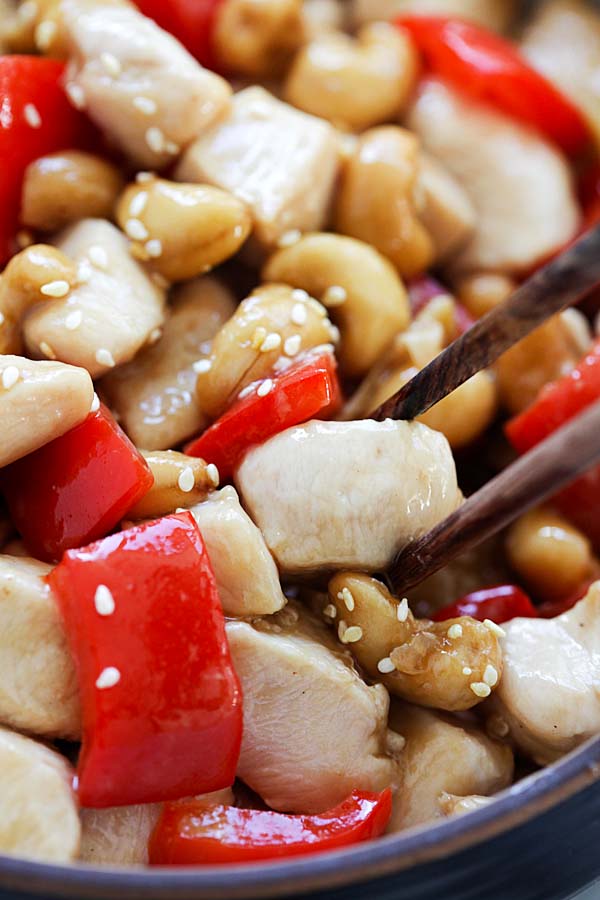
[376,223,600,594]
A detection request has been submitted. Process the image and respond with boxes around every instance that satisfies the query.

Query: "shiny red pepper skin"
[149,789,392,865]
[49,512,242,808]
[434,585,539,624]
[0,404,153,562]
[185,351,340,480]
[397,17,590,156]
[0,56,95,264]
[134,0,225,70]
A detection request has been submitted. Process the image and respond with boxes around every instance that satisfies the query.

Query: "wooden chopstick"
[373,223,600,423]
[389,399,600,594]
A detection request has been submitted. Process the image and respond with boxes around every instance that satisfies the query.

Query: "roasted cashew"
[213,0,305,78]
[127,452,216,520]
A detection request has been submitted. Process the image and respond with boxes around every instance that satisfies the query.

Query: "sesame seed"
[462,666,473,676]
[145,238,162,258]
[165,140,180,155]
[260,332,282,353]
[95,348,115,368]
[24,103,41,128]
[100,52,121,76]
[206,463,219,487]
[90,393,100,413]
[178,466,195,493]
[193,359,212,374]
[40,279,70,298]
[65,82,85,109]
[129,191,148,217]
[65,309,83,330]
[146,126,165,154]
[257,378,273,397]
[2,366,20,390]
[125,218,149,241]
[39,341,56,359]
[483,619,506,638]
[340,587,355,612]
[251,327,267,350]
[291,303,308,326]
[323,604,337,619]
[397,597,409,622]
[136,171,154,183]
[149,327,162,344]
[133,96,157,115]
[94,584,115,616]
[35,19,57,49]
[337,620,348,642]
[483,664,499,687]
[470,682,492,699]
[95,666,121,689]
[278,229,301,248]
[377,657,396,674]
[322,285,347,307]
[291,288,309,303]
[328,323,341,343]
[343,625,363,644]
[447,624,463,639]
[308,297,327,318]
[284,334,301,357]
[18,1,38,23]
[238,382,257,399]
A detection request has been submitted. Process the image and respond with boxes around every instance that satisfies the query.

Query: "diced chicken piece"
[521,0,600,151]
[226,603,398,813]
[24,219,165,379]
[0,727,80,863]
[0,556,80,739]
[417,153,477,263]
[100,276,236,450]
[190,486,286,618]
[350,0,517,31]
[489,582,600,765]
[235,419,462,575]
[61,0,231,168]
[387,703,513,831]
[175,87,340,250]
[407,80,580,274]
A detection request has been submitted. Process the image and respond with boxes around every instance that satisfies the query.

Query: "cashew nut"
[263,233,409,377]
[327,573,503,712]
[213,0,305,78]
[127,452,215,520]
[454,272,516,319]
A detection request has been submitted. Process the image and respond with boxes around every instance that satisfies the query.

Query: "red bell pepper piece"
[49,511,242,808]
[134,0,225,70]
[397,17,591,156]
[0,404,153,562]
[0,56,95,264]
[537,579,596,619]
[149,789,392,865]
[185,350,340,480]
[407,275,474,335]
[434,584,539,624]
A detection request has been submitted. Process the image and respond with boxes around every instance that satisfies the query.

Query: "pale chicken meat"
[417,153,477,263]
[490,582,600,765]
[407,80,580,274]
[235,419,462,574]
[190,486,286,618]
[350,0,517,31]
[175,87,340,250]
[61,0,231,168]
[226,603,399,813]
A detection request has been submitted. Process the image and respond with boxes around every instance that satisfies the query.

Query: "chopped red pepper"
[397,17,591,156]
[149,789,392,865]
[0,56,95,264]
[134,0,225,70]
[185,350,340,480]
[0,404,153,562]
[537,579,595,619]
[434,584,539,624]
[49,511,242,808]
[407,275,474,335]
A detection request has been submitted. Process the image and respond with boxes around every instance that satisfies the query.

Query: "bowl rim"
[1,734,600,900]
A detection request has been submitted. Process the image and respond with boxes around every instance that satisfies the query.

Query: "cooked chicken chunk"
[24,219,165,379]
[0,727,80,863]
[490,582,600,765]
[190,486,286,618]
[226,604,398,813]
[100,276,235,450]
[176,87,340,250]
[0,556,80,739]
[417,153,477,263]
[388,703,513,831]
[407,80,580,274]
[350,0,517,31]
[235,419,462,574]
[61,0,231,168]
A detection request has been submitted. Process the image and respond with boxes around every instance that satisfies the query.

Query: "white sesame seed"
[462,666,473,676]
[278,229,301,248]
[337,620,348,642]
[2,366,20,390]
[18,1,38,23]
[65,309,83,330]
[129,191,148,217]
[322,285,347,307]
[328,323,341,343]
[377,657,396,674]
[343,625,363,644]
[250,326,267,350]
[125,218,149,241]
[100,51,122,76]
[39,341,56,359]
[40,279,70,298]
[178,466,195,493]
[65,82,85,109]
[283,334,302,357]
[470,682,492,699]
[483,619,506,638]
[145,238,162,258]
[35,19,57,49]
[77,260,92,283]
[136,171,154,183]
[397,597,409,622]
[260,332,282,353]
[95,666,121,689]
[483,664,499,687]
[90,392,100,413]
[146,126,165,154]
[94,584,115,616]
[238,382,257,399]
[165,140,180,155]
[323,604,337,619]
[308,297,327,318]
[257,378,273,397]
[340,587,355,612]
[133,95,157,115]
[206,463,219,487]
[291,303,308,326]
[447,624,463,640]
[24,103,41,128]
[95,348,115,368]
[193,359,212,374]
[149,327,162,344]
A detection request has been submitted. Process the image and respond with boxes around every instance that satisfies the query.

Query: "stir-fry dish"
[0,0,600,869]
